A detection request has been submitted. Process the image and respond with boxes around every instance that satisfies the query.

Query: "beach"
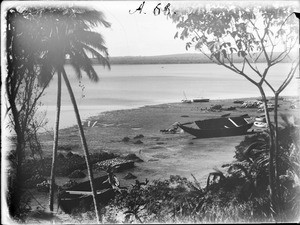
[39,97,299,187]
[17,96,298,223]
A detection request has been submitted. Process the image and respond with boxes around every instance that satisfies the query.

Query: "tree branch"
[277,59,299,94]
[271,37,298,66]
[248,18,271,66]
[216,57,258,86]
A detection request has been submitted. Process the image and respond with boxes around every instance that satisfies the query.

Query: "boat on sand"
[181,91,192,103]
[193,98,210,103]
[58,172,115,214]
[182,99,192,103]
[177,116,253,138]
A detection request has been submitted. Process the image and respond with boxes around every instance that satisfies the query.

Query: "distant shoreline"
[66,53,296,65]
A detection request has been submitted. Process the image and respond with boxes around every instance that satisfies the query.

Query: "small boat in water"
[177,116,253,138]
[58,172,115,214]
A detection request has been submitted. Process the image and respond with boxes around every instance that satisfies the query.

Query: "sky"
[1,1,299,57]
[93,1,193,57]
[84,1,300,57]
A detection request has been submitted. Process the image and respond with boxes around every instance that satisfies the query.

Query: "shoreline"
[39,96,299,185]
[50,95,298,132]
[24,96,299,218]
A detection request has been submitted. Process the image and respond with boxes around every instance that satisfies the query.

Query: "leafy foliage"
[104,175,270,223]
[5,8,53,220]
[231,115,300,221]
[170,4,298,69]
[169,4,299,217]
[10,7,111,85]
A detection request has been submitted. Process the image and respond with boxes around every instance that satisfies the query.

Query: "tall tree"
[41,8,109,222]
[9,7,111,222]
[5,8,54,219]
[169,3,299,215]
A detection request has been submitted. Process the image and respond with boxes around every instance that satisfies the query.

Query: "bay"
[40,63,299,129]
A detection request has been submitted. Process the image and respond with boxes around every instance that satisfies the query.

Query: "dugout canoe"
[178,116,253,138]
[58,173,115,214]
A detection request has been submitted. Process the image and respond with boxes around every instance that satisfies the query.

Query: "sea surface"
[39,63,299,130]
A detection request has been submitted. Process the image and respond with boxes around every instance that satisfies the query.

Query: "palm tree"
[22,7,111,222]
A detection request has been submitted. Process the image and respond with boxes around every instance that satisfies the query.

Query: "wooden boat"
[58,173,115,214]
[178,116,253,138]
[233,100,244,104]
[193,98,210,103]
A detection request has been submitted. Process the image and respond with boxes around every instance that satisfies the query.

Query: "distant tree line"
[81,52,297,65]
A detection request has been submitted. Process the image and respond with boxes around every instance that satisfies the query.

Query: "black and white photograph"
[1,0,300,223]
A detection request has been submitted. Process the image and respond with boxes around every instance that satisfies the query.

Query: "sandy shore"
[39,97,299,187]
[17,96,298,223]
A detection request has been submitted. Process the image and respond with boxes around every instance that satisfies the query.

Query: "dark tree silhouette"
[5,7,111,223]
[5,8,54,219]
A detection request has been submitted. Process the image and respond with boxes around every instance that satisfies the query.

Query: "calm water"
[40,63,299,129]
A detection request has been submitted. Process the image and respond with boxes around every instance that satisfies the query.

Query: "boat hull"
[179,116,253,138]
[193,99,210,103]
[58,174,115,214]
[179,123,253,138]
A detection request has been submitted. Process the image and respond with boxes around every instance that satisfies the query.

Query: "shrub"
[104,116,300,223]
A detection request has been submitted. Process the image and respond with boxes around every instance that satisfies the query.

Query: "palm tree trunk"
[61,68,102,223]
[49,69,62,211]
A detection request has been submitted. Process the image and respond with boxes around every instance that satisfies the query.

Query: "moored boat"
[178,116,253,138]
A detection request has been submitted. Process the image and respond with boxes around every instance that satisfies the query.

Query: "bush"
[104,116,300,223]
[104,175,268,223]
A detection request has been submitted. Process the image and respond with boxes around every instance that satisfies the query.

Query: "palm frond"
[15,6,110,84]
[80,50,99,82]
[243,141,266,162]
[69,47,90,79]
[70,45,99,82]
[279,153,300,176]
[67,49,82,80]
[81,43,110,69]
[255,154,270,169]
[72,30,107,50]
[228,162,250,178]
[74,9,111,28]
[37,56,55,86]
